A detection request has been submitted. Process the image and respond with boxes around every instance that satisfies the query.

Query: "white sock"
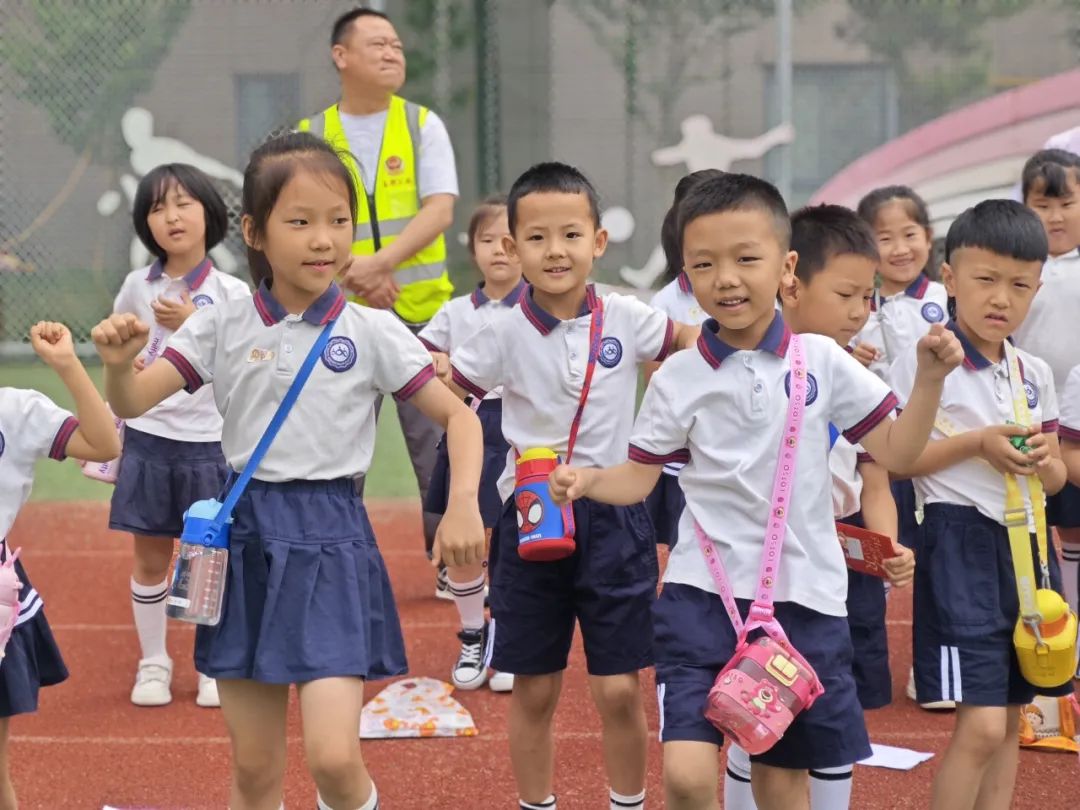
[610,788,645,809]
[316,784,378,810]
[449,572,487,631]
[1061,544,1080,615]
[520,796,556,810]
[723,744,757,810]
[809,765,853,809]
[131,576,169,660]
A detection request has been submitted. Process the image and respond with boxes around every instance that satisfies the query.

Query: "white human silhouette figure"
[97,108,243,274]
[620,114,796,288]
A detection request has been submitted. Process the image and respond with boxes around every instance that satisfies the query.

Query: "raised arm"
[91,313,185,419]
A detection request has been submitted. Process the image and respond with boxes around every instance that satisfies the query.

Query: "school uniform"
[1015,249,1080,528]
[646,272,708,546]
[418,280,524,528]
[892,322,1073,706]
[450,284,674,676]
[0,389,73,715]
[163,281,434,684]
[831,436,891,710]
[633,313,895,769]
[108,259,250,538]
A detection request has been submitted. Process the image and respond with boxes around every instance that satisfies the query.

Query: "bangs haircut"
[790,204,879,284]
[242,132,358,287]
[1022,149,1080,200]
[133,163,229,263]
[467,194,508,255]
[506,161,601,235]
[677,172,791,249]
[944,199,1048,265]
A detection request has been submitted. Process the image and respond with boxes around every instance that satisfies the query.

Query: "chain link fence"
[1,0,1078,358]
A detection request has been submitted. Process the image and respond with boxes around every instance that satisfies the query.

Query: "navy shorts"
[645,471,685,547]
[195,478,406,685]
[654,583,871,770]
[840,512,891,709]
[913,503,1074,707]
[424,399,508,529]
[488,497,658,677]
[0,551,68,717]
[892,479,919,550]
[1048,480,1080,529]
[109,427,228,537]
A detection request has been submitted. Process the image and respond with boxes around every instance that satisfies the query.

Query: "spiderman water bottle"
[515,448,576,561]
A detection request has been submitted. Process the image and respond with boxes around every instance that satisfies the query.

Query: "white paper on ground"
[857,743,934,770]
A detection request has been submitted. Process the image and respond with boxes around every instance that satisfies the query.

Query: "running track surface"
[8,501,1080,808]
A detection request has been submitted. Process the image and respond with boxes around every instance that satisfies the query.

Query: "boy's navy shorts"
[654,583,871,771]
[913,503,1074,707]
[487,497,658,677]
[841,511,891,709]
[1048,480,1080,529]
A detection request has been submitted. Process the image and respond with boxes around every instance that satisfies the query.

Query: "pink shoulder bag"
[695,333,825,754]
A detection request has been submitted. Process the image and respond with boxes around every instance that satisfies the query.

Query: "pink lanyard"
[695,333,807,644]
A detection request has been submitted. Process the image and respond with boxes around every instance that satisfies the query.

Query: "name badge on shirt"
[247,348,275,363]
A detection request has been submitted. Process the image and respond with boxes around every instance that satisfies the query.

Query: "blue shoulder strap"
[828,422,840,451]
[208,318,337,534]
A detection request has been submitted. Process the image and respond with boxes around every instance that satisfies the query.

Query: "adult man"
[299,8,457,587]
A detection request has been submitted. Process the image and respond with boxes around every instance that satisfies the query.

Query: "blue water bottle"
[514,448,576,561]
[166,499,231,626]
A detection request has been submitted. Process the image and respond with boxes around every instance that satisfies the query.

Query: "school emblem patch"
[921,302,945,323]
[192,294,213,308]
[385,155,404,176]
[598,337,623,368]
[1023,377,1039,408]
[784,371,819,406]
[322,336,357,372]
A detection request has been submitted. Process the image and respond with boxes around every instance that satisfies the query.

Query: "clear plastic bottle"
[167,500,231,626]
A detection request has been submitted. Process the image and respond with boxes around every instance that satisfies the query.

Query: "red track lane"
[7,502,1079,808]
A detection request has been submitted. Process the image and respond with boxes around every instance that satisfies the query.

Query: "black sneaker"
[451,624,489,690]
[435,564,452,601]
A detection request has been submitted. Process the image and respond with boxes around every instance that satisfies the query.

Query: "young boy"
[550,174,962,810]
[891,200,1072,810]
[1014,149,1080,639]
[449,162,698,810]
[1,321,122,807]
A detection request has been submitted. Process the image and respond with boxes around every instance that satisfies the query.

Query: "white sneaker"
[488,670,514,692]
[435,565,453,601]
[130,656,173,707]
[451,625,489,690]
[906,667,955,711]
[196,674,220,708]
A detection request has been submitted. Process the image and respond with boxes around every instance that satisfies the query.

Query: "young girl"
[91,132,484,810]
[1,321,122,809]
[856,186,952,709]
[1014,149,1080,648]
[418,196,523,693]
[645,170,720,547]
[108,163,250,709]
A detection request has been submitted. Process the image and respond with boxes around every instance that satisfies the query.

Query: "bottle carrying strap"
[696,334,807,645]
[565,297,604,464]
[206,317,338,537]
[932,342,1050,628]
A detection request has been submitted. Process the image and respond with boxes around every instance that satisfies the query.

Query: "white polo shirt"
[831,435,874,521]
[891,322,1058,528]
[1013,249,1080,392]
[451,284,675,501]
[629,314,897,617]
[0,388,78,538]
[163,281,435,483]
[857,274,948,385]
[1060,363,1080,445]
[650,272,708,326]
[113,259,251,443]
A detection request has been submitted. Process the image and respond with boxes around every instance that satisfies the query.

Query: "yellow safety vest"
[298,96,453,324]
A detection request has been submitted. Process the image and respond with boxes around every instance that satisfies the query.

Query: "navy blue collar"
[471,279,526,309]
[145,257,212,291]
[253,281,346,326]
[520,284,599,336]
[946,320,1000,371]
[697,311,791,369]
[871,273,930,311]
[677,272,692,293]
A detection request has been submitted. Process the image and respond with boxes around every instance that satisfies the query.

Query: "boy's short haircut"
[944,199,1048,265]
[790,204,879,284]
[1021,148,1080,201]
[677,172,791,249]
[506,161,601,235]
